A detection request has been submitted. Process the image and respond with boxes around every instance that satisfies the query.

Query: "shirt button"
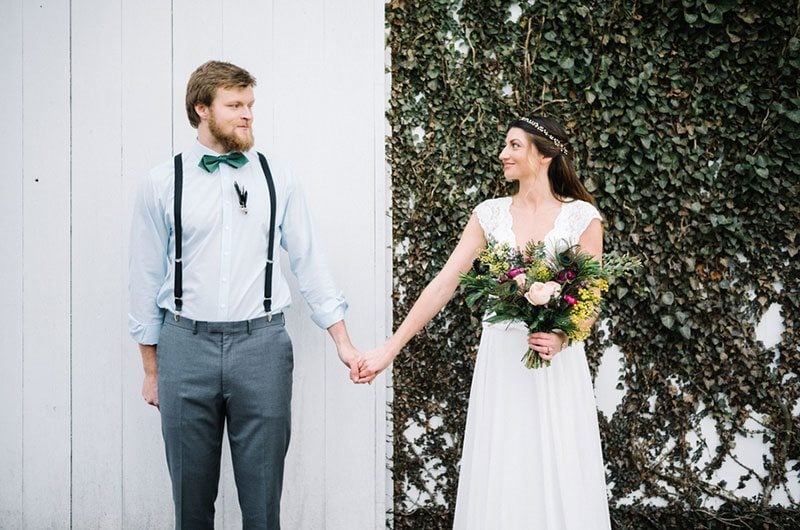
[224,251,230,256]
[222,278,228,283]
[220,304,227,309]
[225,226,230,231]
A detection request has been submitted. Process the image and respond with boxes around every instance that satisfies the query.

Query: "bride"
[358,116,611,529]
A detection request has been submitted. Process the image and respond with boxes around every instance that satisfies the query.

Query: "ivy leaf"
[785,110,800,123]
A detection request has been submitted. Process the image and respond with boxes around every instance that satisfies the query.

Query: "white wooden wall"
[0,0,389,528]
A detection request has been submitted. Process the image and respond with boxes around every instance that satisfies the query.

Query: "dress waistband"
[164,312,284,333]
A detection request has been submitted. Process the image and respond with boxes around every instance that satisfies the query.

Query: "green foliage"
[388,0,800,527]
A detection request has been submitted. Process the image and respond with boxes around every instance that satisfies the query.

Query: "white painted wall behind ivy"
[0,0,388,527]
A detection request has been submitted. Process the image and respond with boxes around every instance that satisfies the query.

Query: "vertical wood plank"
[70,0,124,526]
[269,0,328,527]
[222,0,275,151]
[120,1,175,527]
[172,0,223,150]
[22,0,72,526]
[0,0,25,525]
[319,0,383,527]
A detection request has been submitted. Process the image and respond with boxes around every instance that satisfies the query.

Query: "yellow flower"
[526,261,552,282]
[479,242,513,276]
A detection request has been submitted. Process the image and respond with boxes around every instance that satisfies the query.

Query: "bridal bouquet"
[459,238,640,369]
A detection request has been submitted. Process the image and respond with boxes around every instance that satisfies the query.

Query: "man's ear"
[195,104,209,121]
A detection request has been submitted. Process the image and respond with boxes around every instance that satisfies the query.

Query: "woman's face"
[499,127,545,181]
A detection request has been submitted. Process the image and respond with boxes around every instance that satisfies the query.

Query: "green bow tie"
[198,152,249,173]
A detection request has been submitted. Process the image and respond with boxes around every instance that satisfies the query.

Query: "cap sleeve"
[473,198,508,239]
[566,200,603,240]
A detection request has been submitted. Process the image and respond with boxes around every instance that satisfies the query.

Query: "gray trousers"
[158,313,294,529]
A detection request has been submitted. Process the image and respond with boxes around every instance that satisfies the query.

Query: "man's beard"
[208,113,254,152]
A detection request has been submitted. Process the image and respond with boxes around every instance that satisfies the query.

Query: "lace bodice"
[474,196,602,251]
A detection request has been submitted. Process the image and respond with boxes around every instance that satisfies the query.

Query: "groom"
[128,60,364,528]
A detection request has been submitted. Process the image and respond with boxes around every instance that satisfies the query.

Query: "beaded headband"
[519,117,569,156]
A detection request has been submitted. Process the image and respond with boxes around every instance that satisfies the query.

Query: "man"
[129,60,363,529]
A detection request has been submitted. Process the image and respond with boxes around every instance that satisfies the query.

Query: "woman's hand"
[527,331,568,361]
[357,344,397,384]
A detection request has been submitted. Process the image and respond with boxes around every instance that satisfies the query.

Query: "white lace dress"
[453,197,611,530]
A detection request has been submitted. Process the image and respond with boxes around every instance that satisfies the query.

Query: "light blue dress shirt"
[128,140,347,345]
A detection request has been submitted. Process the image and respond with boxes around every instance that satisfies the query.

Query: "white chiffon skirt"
[453,322,611,530]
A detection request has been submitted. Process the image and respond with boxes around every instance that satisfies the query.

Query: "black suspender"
[172,152,277,320]
[173,154,184,314]
[257,153,278,318]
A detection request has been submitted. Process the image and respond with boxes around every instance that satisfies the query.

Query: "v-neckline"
[506,196,566,249]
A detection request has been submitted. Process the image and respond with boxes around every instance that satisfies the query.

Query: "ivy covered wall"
[386,0,799,528]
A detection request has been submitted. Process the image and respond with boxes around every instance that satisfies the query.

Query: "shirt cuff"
[311,299,348,330]
[128,313,164,345]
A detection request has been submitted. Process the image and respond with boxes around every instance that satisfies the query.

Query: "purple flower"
[507,267,526,279]
[564,294,578,306]
[556,269,577,283]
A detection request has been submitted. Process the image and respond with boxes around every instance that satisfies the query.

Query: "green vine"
[387,0,799,528]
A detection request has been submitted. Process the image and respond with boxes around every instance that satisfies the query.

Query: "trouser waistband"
[164,311,284,333]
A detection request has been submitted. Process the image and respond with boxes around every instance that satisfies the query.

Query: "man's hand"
[336,342,365,384]
[142,373,159,408]
[327,320,371,384]
[139,344,159,409]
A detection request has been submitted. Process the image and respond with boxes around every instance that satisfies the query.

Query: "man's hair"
[185,61,257,128]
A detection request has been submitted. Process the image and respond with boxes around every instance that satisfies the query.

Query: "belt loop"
[247,320,252,334]
[192,320,198,335]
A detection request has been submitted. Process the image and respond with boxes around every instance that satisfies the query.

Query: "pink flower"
[524,281,562,306]
[564,294,578,306]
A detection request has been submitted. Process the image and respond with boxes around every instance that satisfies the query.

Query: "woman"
[359,116,611,529]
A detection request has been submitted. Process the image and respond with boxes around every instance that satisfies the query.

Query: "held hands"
[335,341,389,385]
[354,344,395,384]
[326,320,395,385]
[336,342,366,384]
[527,330,569,362]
